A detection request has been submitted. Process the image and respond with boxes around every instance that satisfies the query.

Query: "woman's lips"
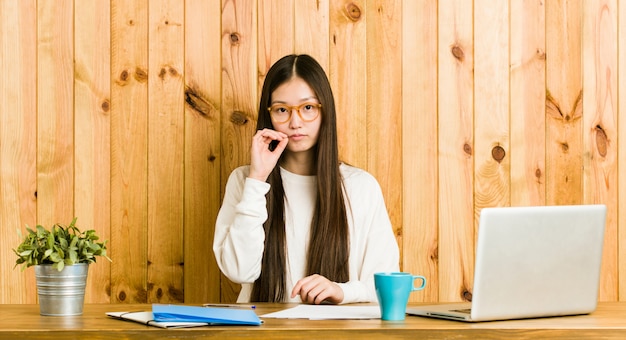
[290,134,305,141]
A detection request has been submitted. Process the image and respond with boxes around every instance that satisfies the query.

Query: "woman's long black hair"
[251,55,350,302]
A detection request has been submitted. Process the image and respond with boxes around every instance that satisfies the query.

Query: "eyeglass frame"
[267,102,322,124]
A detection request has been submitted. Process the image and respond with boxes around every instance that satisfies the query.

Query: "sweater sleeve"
[336,167,400,304]
[213,167,270,283]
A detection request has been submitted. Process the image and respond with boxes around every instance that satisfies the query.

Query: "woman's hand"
[291,274,344,304]
[248,128,288,181]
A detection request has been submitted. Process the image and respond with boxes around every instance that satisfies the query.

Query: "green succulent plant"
[13,217,111,271]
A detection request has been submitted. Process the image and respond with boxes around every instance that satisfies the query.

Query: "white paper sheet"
[260,305,381,320]
[106,311,209,328]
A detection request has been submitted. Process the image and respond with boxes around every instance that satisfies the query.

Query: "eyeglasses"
[267,102,322,124]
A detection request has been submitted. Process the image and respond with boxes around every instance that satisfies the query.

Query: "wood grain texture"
[36,0,74,226]
[4,0,626,305]
[258,0,294,93]
[220,0,258,303]
[110,0,149,303]
[147,0,185,303]
[330,0,367,168]
[510,0,546,207]
[546,0,583,206]
[437,0,474,303]
[6,303,626,339]
[402,0,438,302]
[366,0,402,256]
[295,0,330,70]
[474,0,510,212]
[183,0,222,304]
[74,0,112,304]
[581,0,618,301]
[619,0,626,302]
[0,0,37,304]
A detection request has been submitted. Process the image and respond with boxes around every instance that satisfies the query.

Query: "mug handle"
[412,275,427,291]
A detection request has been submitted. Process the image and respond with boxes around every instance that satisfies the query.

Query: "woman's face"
[269,76,322,154]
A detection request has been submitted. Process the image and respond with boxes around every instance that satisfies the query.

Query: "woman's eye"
[303,105,313,111]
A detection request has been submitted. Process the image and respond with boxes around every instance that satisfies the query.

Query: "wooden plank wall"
[0,0,623,304]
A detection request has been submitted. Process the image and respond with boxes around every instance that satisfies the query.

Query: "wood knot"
[463,290,473,302]
[118,290,126,301]
[185,85,213,117]
[134,67,148,83]
[156,287,163,299]
[208,155,216,162]
[116,70,132,86]
[101,99,110,112]
[430,244,438,261]
[345,3,362,21]
[595,125,608,157]
[120,70,129,82]
[491,145,506,163]
[560,142,569,153]
[169,286,185,302]
[395,228,402,238]
[535,168,542,179]
[463,143,472,156]
[230,33,240,44]
[156,65,180,79]
[230,111,249,125]
[451,45,465,61]
[536,48,546,60]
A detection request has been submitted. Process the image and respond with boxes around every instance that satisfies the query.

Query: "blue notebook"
[152,304,262,326]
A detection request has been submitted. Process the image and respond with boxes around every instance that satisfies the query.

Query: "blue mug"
[374,272,427,321]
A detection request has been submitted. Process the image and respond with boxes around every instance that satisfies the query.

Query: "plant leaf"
[69,249,78,264]
[14,217,111,269]
[43,248,53,260]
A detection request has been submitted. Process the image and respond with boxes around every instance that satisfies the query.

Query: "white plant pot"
[34,263,89,316]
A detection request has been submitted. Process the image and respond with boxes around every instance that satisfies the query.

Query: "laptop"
[406,204,606,322]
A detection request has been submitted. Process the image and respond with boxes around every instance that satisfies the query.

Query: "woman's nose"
[288,108,303,128]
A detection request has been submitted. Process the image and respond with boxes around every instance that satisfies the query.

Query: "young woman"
[213,54,399,304]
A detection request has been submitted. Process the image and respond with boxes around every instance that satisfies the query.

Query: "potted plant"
[13,217,111,316]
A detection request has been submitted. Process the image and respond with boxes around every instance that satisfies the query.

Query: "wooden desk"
[1,302,626,339]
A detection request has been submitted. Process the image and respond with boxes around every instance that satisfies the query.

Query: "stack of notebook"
[107,304,262,328]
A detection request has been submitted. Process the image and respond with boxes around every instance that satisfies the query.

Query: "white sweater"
[213,163,400,304]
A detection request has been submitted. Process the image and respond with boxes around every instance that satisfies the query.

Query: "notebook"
[407,204,606,322]
[107,304,262,328]
[151,304,262,325]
